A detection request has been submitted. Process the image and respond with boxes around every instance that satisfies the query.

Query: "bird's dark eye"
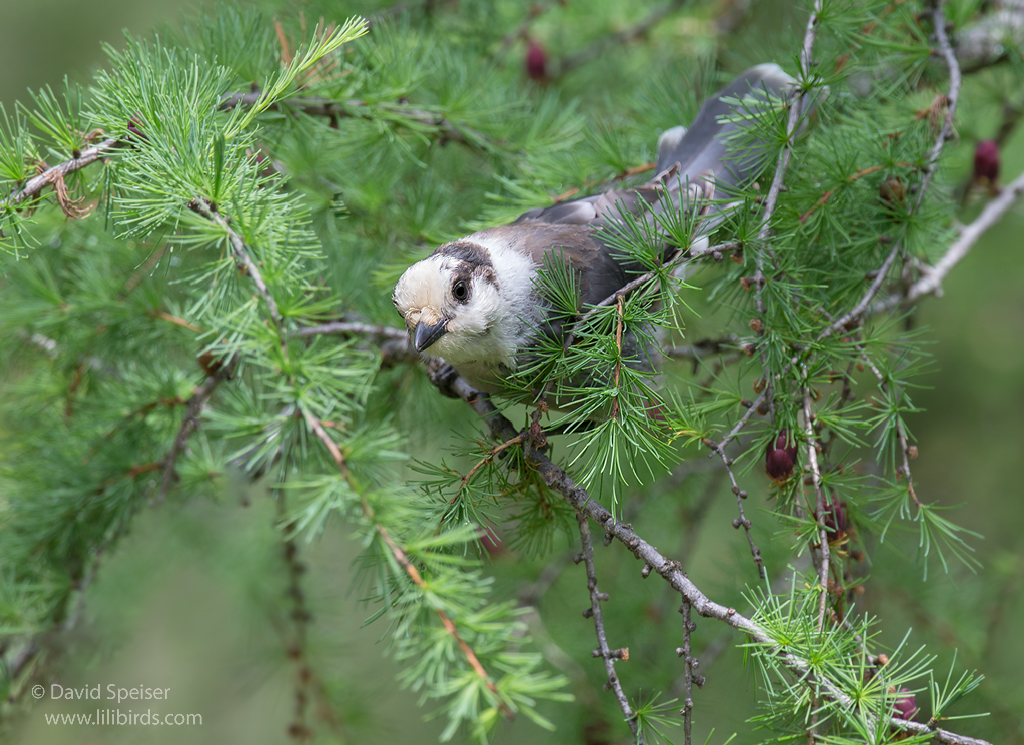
[452,280,469,303]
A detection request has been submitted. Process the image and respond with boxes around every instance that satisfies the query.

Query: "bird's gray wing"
[655,62,797,191]
[511,180,678,278]
[511,63,797,235]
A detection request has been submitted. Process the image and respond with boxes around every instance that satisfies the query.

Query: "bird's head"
[393,242,505,364]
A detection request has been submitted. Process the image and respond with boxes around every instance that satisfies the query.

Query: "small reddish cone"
[974,139,1000,193]
[893,687,918,721]
[197,350,225,377]
[646,403,668,422]
[480,528,503,557]
[765,431,798,484]
[878,177,906,208]
[821,499,847,538]
[526,41,547,81]
[126,113,147,143]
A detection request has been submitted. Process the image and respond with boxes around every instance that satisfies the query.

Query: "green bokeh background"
[2,0,1022,742]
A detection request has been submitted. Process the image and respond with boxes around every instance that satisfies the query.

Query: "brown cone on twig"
[765,430,798,484]
[526,41,547,82]
[974,139,1000,195]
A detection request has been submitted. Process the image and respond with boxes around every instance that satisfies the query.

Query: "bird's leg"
[426,358,462,399]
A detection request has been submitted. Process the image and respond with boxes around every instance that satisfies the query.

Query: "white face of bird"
[393,253,505,364]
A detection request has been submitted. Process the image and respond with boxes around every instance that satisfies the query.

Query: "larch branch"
[800,381,831,632]
[302,386,508,714]
[577,513,641,741]
[1,137,119,211]
[908,168,1024,302]
[429,368,992,745]
[156,367,231,503]
[701,437,765,578]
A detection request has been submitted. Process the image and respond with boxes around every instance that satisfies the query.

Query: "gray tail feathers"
[655,63,798,192]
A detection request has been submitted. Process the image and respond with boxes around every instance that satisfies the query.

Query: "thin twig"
[150,309,203,332]
[275,491,321,742]
[694,353,745,391]
[799,162,914,224]
[756,0,822,246]
[752,0,823,260]
[870,167,1024,315]
[156,367,231,503]
[188,197,282,326]
[218,92,491,151]
[302,400,509,714]
[820,240,902,341]
[5,642,39,688]
[203,182,509,717]
[909,168,1024,302]
[303,407,349,476]
[833,0,964,334]
[295,319,420,368]
[914,2,962,214]
[670,554,811,698]
[663,335,739,362]
[992,101,1024,149]
[702,438,765,578]
[577,513,641,742]
[1,138,119,210]
[749,0,823,424]
[4,366,229,700]
[828,1,964,330]
[2,90,492,220]
[533,219,729,414]
[800,381,831,632]
[679,599,696,745]
[610,296,625,420]
[714,386,768,452]
[552,161,657,203]
[294,321,408,340]
[859,352,923,508]
[62,531,116,632]
[708,0,838,469]
[88,394,187,458]
[376,522,511,715]
[459,433,525,492]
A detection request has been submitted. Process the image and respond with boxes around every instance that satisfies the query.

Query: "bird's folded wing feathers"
[512,62,797,233]
[491,64,800,311]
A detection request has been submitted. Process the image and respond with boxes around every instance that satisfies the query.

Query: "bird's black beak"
[414,318,448,352]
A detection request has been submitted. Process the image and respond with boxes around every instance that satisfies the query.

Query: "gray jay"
[394,64,795,396]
